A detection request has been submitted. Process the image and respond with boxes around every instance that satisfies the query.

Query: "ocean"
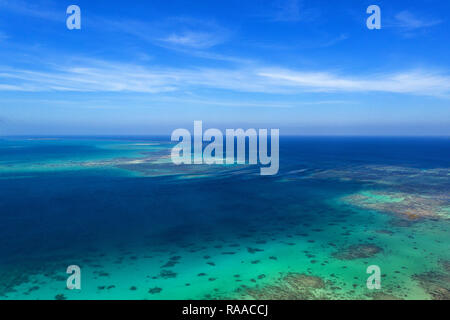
[0,137,449,300]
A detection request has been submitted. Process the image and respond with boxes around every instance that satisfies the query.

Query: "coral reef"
[148,287,162,294]
[332,244,383,260]
[343,191,447,221]
[366,292,402,300]
[159,270,177,279]
[413,271,450,300]
[303,165,450,222]
[242,273,328,300]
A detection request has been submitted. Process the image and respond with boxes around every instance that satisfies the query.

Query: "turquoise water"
[0,137,449,300]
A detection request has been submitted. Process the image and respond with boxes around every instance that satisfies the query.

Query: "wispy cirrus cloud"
[159,31,226,49]
[0,0,62,21]
[155,18,230,49]
[1,57,449,97]
[394,11,442,30]
[313,33,348,48]
[258,68,450,96]
[0,0,230,53]
[272,0,302,22]
[388,10,443,37]
[265,0,320,23]
[93,16,232,57]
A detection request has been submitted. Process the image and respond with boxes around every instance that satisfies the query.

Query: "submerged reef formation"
[240,273,329,300]
[366,292,403,300]
[440,260,450,273]
[0,267,31,297]
[412,260,450,300]
[297,165,449,222]
[0,140,253,180]
[342,190,448,221]
[306,165,449,189]
[332,244,383,260]
[148,287,163,295]
[412,272,450,300]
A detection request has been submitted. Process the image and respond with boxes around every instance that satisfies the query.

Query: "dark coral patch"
[247,247,264,254]
[332,244,383,260]
[149,287,162,294]
[160,270,177,279]
[161,260,178,268]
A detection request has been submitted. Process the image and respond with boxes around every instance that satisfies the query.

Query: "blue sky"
[0,0,449,135]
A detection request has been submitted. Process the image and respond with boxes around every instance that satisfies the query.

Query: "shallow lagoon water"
[0,137,449,300]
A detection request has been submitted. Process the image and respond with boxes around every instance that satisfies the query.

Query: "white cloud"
[160,31,225,49]
[263,0,320,23]
[273,0,302,22]
[394,11,442,30]
[258,68,450,96]
[314,34,348,48]
[0,0,62,21]
[102,16,230,51]
[0,58,449,97]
